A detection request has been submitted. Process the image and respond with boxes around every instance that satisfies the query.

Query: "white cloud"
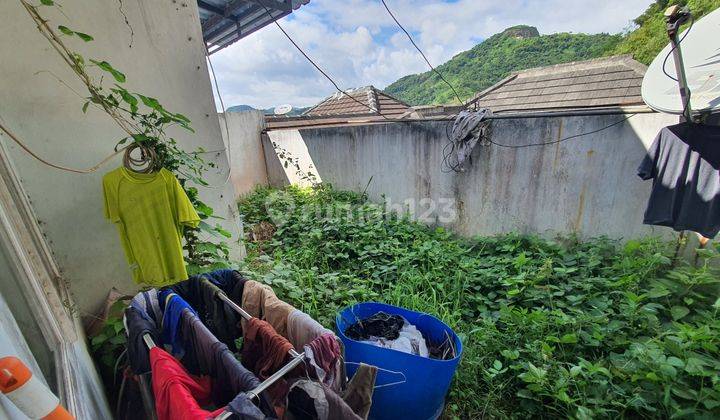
[209,0,653,109]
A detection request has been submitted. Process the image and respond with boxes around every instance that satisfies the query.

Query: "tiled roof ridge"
[303,85,409,117]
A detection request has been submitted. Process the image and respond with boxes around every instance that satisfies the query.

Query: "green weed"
[238,185,720,419]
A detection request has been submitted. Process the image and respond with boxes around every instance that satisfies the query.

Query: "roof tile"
[471,55,647,112]
[302,86,409,118]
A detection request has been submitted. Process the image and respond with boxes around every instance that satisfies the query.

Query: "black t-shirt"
[638,122,720,238]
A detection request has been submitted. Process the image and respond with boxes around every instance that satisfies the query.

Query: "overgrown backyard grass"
[238,185,720,419]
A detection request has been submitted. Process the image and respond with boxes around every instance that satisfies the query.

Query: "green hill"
[610,0,720,64]
[384,1,720,106]
[384,26,621,105]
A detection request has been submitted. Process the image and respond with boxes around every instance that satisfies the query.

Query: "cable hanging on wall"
[486,113,637,149]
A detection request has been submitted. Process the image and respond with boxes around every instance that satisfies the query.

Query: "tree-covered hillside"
[384,26,621,105]
[610,0,720,64]
[384,1,720,106]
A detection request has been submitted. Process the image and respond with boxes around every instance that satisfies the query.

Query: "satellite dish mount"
[664,5,693,121]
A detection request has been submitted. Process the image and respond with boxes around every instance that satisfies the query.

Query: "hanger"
[343,361,407,389]
[123,141,158,173]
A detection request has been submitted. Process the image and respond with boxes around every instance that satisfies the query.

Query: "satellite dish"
[274,104,293,115]
[642,7,720,115]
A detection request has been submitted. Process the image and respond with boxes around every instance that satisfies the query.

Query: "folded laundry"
[124,306,160,374]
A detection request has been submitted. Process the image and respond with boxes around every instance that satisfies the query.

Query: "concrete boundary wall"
[219,110,269,196]
[264,112,685,240]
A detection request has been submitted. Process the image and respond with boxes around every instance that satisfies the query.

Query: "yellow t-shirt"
[102,167,200,286]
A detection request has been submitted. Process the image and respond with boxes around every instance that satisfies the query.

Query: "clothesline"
[140,292,306,417]
[207,278,304,355]
[204,278,307,399]
[124,270,368,420]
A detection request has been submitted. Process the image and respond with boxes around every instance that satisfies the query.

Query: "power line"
[257,3,392,121]
[487,114,636,149]
[198,45,232,189]
[379,0,465,105]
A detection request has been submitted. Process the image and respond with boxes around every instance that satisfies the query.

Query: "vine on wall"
[22,0,234,273]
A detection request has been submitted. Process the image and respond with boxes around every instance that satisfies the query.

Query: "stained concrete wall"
[265,112,683,240]
[219,110,269,195]
[0,0,242,316]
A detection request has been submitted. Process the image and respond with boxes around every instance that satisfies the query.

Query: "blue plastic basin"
[336,302,462,420]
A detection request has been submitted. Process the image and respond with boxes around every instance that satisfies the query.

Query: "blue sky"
[210,0,653,110]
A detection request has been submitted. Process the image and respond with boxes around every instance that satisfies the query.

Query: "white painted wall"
[219,110,269,195]
[265,112,685,240]
[0,0,241,316]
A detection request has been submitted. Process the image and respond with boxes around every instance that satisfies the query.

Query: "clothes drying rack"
[142,280,306,420]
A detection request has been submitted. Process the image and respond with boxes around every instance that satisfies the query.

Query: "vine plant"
[22,0,233,273]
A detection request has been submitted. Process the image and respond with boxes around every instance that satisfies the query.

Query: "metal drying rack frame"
[142,280,306,420]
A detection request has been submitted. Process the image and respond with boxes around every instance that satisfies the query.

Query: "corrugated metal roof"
[198,0,309,54]
[468,55,647,112]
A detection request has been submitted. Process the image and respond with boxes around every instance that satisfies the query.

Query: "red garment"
[242,318,295,380]
[242,318,297,414]
[150,347,225,420]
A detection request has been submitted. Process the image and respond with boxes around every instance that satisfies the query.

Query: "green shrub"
[238,185,720,419]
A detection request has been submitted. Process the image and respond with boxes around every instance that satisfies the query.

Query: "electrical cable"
[661,14,694,83]
[661,14,694,119]
[257,2,392,121]
[0,50,233,181]
[198,45,232,189]
[379,0,465,105]
[0,116,127,174]
[487,113,636,149]
[441,115,462,173]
